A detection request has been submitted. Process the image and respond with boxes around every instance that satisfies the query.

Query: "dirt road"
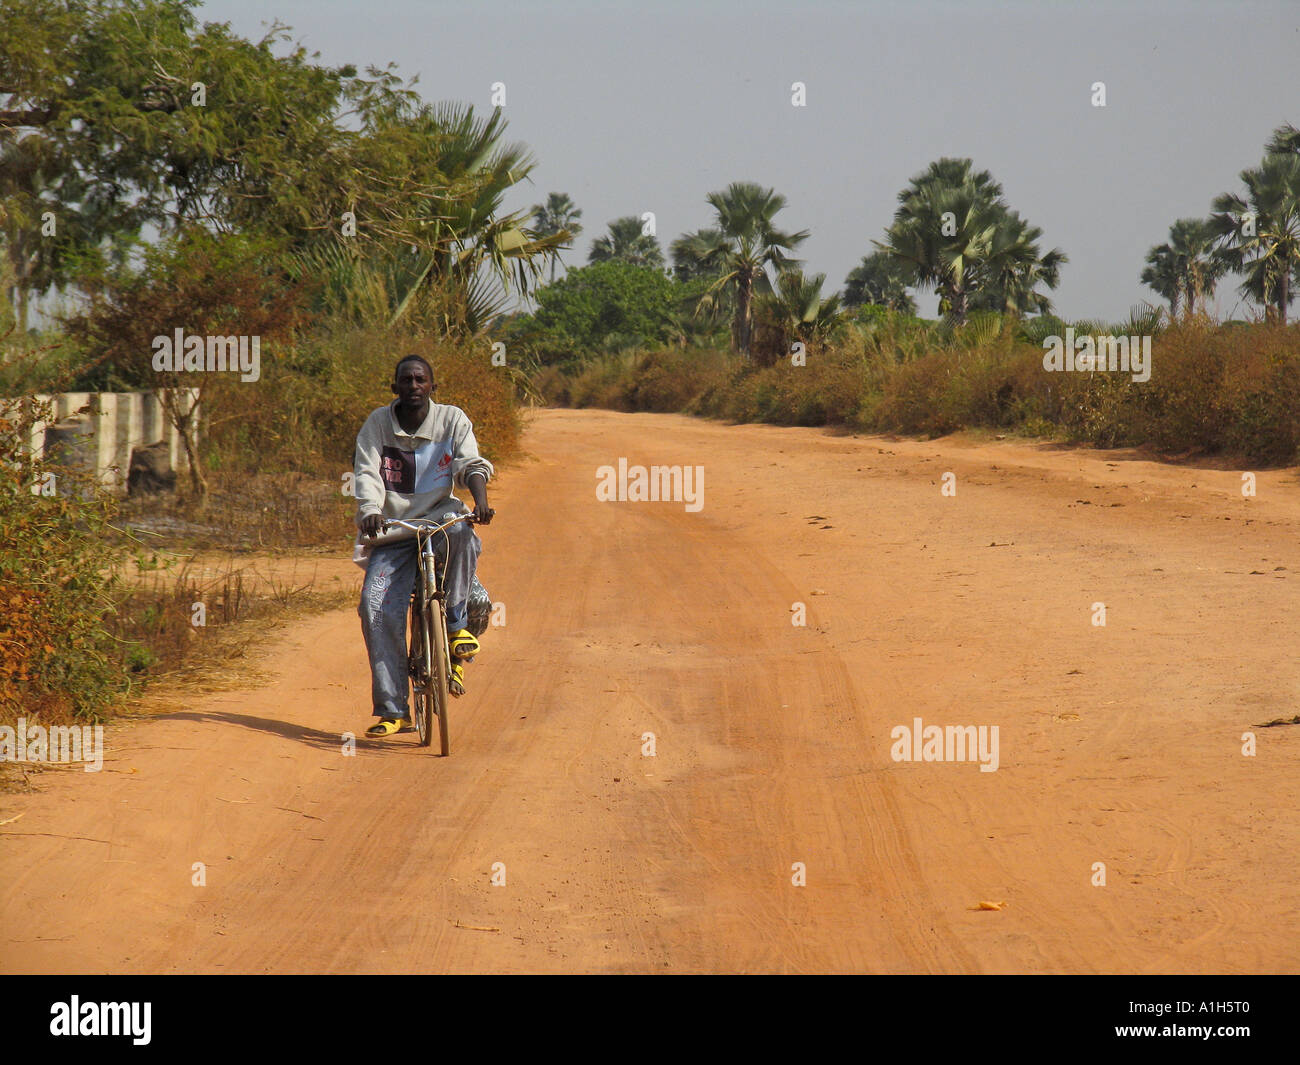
[3,408,1297,974]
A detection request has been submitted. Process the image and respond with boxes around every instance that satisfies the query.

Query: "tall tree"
[1140,218,1226,319]
[64,230,306,498]
[531,192,582,282]
[876,158,1063,323]
[0,1,563,336]
[587,215,664,269]
[1210,150,1300,324]
[670,227,724,283]
[843,251,916,313]
[671,182,808,358]
[1139,244,1182,320]
[382,102,569,334]
[0,0,367,241]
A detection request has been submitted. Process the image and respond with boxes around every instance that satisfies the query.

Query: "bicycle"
[377,512,480,755]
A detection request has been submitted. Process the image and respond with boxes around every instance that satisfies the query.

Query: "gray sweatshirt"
[353,400,494,529]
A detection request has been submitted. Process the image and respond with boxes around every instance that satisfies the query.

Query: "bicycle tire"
[429,597,451,756]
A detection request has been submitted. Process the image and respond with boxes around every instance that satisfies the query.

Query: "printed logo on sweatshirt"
[380,446,415,493]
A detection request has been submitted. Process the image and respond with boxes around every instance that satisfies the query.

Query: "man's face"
[393,361,433,407]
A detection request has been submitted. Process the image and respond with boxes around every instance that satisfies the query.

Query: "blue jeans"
[358,520,482,719]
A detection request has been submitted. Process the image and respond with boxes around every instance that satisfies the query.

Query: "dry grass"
[532,322,1300,467]
[119,469,355,551]
[113,551,357,684]
[1,550,357,792]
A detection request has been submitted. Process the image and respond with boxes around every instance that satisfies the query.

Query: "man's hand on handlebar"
[467,470,494,527]
[361,509,493,539]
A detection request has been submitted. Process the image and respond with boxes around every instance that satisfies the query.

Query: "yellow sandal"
[449,629,480,660]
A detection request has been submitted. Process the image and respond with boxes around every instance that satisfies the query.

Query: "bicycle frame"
[383,511,477,605]
[377,512,478,753]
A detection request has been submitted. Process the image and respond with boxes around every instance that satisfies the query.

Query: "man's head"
[392,355,434,408]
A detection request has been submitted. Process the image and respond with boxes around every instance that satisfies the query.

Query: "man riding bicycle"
[354,354,495,738]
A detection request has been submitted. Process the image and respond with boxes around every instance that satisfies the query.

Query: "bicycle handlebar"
[373,512,478,539]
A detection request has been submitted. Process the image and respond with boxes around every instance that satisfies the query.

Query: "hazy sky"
[195,0,1299,321]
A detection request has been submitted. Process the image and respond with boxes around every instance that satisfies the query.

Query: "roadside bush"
[527,363,572,406]
[0,397,126,720]
[719,345,863,426]
[680,348,743,417]
[202,325,522,479]
[527,320,1300,466]
[1053,368,1144,448]
[871,349,960,436]
[1137,323,1299,462]
[568,353,635,410]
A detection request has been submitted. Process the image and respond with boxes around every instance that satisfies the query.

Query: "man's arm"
[465,471,494,525]
[354,413,387,538]
[450,410,495,525]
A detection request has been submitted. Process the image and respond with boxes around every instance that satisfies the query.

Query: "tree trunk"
[180,416,207,499]
[1280,268,1290,326]
[952,286,968,325]
[162,387,207,499]
[735,275,753,358]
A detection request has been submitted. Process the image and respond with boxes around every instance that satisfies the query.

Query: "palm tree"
[1140,244,1182,320]
[671,182,809,358]
[1266,122,1300,156]
[587,215,664,269]
[876,159,1003,323]
[671,227,724,283]
[761,269,843,348]
[531,192,582,281]
[877,170,1001,322]
[843,251,916,313]
[971,212,1066,316]
[384,103,570,333]
[1210,151,1300,324]
[877,158,1064,324]
[1153,218,1227,317]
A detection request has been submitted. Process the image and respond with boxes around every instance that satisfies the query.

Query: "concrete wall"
[6,389,200,493]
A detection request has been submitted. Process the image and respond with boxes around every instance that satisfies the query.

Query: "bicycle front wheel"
[429,600,451,756]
